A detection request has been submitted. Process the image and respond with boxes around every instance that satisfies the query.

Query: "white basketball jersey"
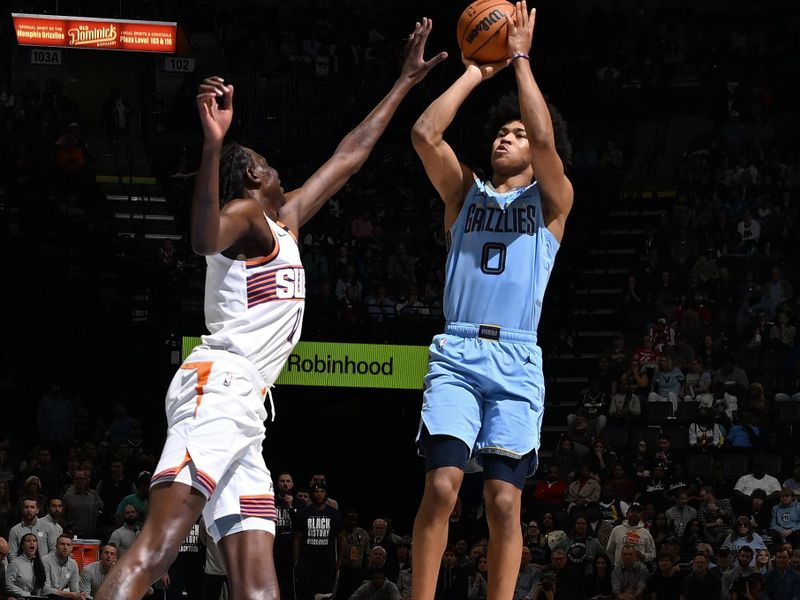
[201,216,305,385]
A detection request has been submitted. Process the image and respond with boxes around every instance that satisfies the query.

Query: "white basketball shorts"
[151,347,276,542]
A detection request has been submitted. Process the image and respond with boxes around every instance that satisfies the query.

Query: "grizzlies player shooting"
[409,4,573,600]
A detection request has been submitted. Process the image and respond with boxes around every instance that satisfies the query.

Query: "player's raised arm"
[280,18,447,232]
[191,77,254,255]
[508,2,573,242]
[411,57,508,223]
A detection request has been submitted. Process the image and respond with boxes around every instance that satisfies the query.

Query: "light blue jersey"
[419,177,560,476]
[444,178,559,332]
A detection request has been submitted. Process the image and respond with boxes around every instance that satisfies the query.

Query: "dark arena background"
[2,0,800,598]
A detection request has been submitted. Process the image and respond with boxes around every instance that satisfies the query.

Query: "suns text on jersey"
[276,267,306,299]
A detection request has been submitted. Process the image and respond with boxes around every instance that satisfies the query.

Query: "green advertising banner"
[182,337,428,389]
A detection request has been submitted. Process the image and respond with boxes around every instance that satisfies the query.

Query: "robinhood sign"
[182,337,427,389]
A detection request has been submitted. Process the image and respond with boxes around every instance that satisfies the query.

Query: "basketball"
[457,0,516,64]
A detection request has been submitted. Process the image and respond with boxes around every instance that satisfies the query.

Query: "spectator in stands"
[566,466,601,514]
[722,518,767,561]
[683,358,713,406]
[712,357,749,416]
[611,544,648,599]
[665,489,696,538]
[726,411,761,449]
[31,448,62,501]
[583,552,612,600]
[606,336,631,380]
[587,440,616,480]
[109,504,140,557]
[349,569,400,600]
[653,435,677,477]
[42,533,81,597]
[648,355,684,414]
[775,360,800,403]
[528,465,568,514]
[608,374,642,426]
[116,471,150,525]
[688,408,723,450]
[63,469,102,538]
[733,460,782,513]
[570,380,608,434]
[639,465,671,512]
[550,547,583,600]
[722,546,755,596]
[783,463,800,499]
[607,465,637,505]
[645,553,683,600]
[5,533,46,597]
[548,440,583,482]
[95,460,135,532]
[80,543,118,596]
[771,488,800,548]
[435,546,467,600]
[9,497,56,557]
[467,554,488,600]
[698,486,733,547]
[21,477,46,518]
[682,552,720,600]
[556,516,602,576]
[523,520,551,566]
[606,503,655,567]
[748,489,774,538]
[40,497,65,538]
[633,336,659,374]
[648,513,670,549]
[365,285,396,322]
[764,548,799,600]
[0,481,11,539]
[567,417,596,453]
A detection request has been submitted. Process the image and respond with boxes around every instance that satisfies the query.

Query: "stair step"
[118,232,183,240]
[115,213,175,221]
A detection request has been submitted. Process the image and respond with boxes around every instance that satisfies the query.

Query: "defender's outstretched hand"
[400,18,448,84]
[196,76,234,144]
[507,1,536,57]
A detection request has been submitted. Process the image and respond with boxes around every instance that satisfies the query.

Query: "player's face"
[490,120,532,174]
[247,149,285,206]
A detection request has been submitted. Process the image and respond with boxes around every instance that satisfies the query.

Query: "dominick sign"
[12,13,177,53]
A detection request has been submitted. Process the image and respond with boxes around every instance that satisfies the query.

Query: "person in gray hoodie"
[605,503,655,567]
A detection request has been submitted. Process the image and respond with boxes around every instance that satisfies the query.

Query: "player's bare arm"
[280,18,447,235]
[411,57,508,229]
[192,77,266,256]
[508,2,573,242]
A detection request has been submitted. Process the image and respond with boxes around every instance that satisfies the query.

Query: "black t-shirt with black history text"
[294,503,343,564]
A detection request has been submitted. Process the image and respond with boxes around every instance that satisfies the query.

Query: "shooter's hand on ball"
[507,1,536,57]
[461,53,511,81]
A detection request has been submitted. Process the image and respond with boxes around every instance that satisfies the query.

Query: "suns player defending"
[96,19,445,600]
[410,4,572,600]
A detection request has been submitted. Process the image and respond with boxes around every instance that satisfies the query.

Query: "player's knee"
[424,472,460,506]
[485,489,520,523]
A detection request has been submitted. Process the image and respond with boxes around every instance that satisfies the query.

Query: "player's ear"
[244,163,261,188]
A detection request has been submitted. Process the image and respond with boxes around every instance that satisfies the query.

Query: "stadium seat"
[601,424,629,450]
[644,402,673,424]
[686,453,714,480]
[752,453,782,476]
[718,453,750,480]
[631,424,661,449]
[662,423,689,449]
[775,402,800,421]
[675,402,698,423]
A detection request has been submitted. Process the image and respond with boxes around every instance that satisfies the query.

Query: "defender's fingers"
[222,84,234,110]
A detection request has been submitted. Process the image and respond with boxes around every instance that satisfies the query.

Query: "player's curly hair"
[219,142,254,206]
[484,92,573,170]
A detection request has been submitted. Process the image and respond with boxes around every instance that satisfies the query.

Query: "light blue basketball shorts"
[418,321,546,476]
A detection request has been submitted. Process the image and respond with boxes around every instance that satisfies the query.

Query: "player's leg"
[95,482,206,600]
[411,431,467,600]
[482,455,532,600]
[412,334,481,600]
[210,440,278,600]
[219,530,278,599]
